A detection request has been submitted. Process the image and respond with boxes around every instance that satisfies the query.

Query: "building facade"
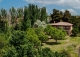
[50,22,73,36]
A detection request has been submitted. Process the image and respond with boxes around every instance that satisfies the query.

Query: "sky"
[0,0,80,15]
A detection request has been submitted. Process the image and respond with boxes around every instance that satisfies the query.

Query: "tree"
[9,30,26,47]
[21,6,31,31]
[69,16,80,36]
[2,46,18,57]
[45,25,66,43]
[34,20,47,28]
[45,25,54,35]
[62,10,71,22]
[0,8,7,19]
[41,47,54,57]
[59,11,63,21]
[2,30,26,57]
[52,28,66,43]
[26,28,41,46]
[0,8,8,33]
[72,27,79,36]
[40,7,47,22]
[35,27,48,44]
[10,7,24,30]
[0,19,8,33]
[2,30,38,57]
[28,4,38,27]
[17,7,23,18]
[50,9,63,23]
[9,7,18,31]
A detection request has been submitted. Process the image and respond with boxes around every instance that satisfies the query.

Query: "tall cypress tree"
[22,6,31,31]
[40,7,47,22]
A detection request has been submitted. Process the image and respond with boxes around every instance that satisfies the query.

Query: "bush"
[60,50,71,57]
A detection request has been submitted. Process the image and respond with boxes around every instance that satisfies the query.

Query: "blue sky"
[0,0,80,15]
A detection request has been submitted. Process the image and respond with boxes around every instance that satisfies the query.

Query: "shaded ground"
[42,37,80,57]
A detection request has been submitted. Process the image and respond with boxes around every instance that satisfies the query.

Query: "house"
[50,22,73,36]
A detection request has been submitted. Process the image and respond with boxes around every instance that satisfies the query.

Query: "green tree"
[26,28,41,46]
[45,25,66,43]
[0,8,8,33]
[50,9,63,23]
[2,46,18,57]
[45,25,54,35]
[72,27,79,36]
[0,8,7,19]
[0,20,8,33]
[35,27,48,44]
[2,30,38,57]
[17,7,23,18]
[69,16,80,36]
[41,48,54,57]
[40,7,47,22]
[9,30,26,47]
[62,10,71,22]
[53,29,66,43]
[9,7,17,25]
[21,6,31,31]
[28,4,37,27]
[14,8,23,30]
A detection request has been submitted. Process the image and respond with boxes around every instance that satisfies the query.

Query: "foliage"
[9,7,17,24]
[0,20,6,33]
[2,30,38,57]
[35,27,48,43]
[2,42,37,57]
[40,47,71,57]
[2,46,18,57]
[17,7,23,18]
[72,27,79,36]
[40,7,47,22]
[34,20,47,28]
[0,33,7,49]
[0,8,7,19]
[38,32,48,42]
[9,30,26,47]
[44,25,53,35]
[41,48,54,57]
[53,29,66,43]
[45,25,66,43]
[35,27,44,34]
[22,6,31,31]
[26,28,41,46]
[60,50,71,57]
[1,4,80,57]
[50,9,71,22]
[50,9,63,23]
[63,10,71,22]
[28,4,47,27]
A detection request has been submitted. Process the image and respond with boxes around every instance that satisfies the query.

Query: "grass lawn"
[42,36,80,57]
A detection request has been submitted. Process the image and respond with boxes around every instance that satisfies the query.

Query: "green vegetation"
[0,4,80,57]
[50,9,80,36]
[42,37,80,57]
[45,25,66,43]
[35,27,48,44]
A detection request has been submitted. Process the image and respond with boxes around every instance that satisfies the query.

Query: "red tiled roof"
[50,22,73,26]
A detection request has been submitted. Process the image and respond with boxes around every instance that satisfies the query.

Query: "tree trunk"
[56,39,57,44]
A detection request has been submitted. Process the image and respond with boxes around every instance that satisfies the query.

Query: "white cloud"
[61,9,65,13]
[24,0,80,9]
[61,9,77,15]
